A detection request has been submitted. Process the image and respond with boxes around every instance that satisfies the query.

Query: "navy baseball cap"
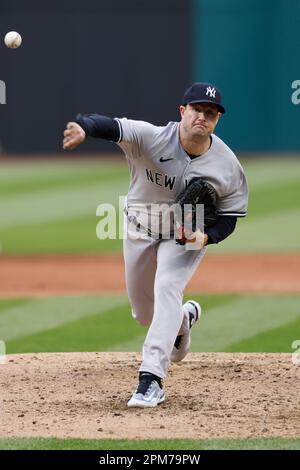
[182,82,226,114]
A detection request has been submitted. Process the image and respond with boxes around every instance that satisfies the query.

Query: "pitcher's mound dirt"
[1,352,299,440]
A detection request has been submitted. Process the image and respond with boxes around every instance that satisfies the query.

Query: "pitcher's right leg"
[123,234,157,326]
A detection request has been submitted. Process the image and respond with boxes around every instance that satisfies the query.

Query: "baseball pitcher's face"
[180,103,221,139]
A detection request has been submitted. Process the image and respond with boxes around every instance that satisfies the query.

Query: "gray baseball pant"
[123,227,206,378]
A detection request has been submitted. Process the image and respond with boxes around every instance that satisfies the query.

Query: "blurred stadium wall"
[0,0,299,153]
[0,0,191,153]
[193,0,300,152]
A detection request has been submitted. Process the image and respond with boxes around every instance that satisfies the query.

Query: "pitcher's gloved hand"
[174,178,219,246]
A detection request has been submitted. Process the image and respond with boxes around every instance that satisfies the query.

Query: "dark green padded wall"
[193,0,300,151]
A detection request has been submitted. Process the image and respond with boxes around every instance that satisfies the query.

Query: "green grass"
[0,298,31,311]
[0,160,128,254]
[1,293,299,354]
[0,294,127,343]
[224,316,300,352]
[0,158,300,254]
[246,180,300,218]
[0,437,299,450]
[0,163,128,197]
[190,294,300,352]
[0,214,122,253]
[7,301,145,353]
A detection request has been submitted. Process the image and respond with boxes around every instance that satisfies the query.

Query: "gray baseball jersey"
[115,117,248,379]
[116,118,248,234]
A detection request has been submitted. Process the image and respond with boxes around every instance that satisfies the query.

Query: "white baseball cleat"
[127,372,165,408]
[170,300,201,363]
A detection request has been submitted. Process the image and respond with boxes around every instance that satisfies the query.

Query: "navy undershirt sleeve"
[75,113,120,142]
[205,215,237,244]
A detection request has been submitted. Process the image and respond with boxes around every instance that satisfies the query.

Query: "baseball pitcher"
[63,82,248,408]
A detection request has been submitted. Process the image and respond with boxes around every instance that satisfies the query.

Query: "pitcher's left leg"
[139,240,206,379]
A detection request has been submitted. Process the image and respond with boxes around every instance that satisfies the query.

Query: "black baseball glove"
[174,178,219,245]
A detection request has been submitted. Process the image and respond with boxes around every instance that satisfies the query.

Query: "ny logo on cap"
[206,86,216,98]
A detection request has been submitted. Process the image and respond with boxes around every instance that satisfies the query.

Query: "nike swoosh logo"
[160,156,173,162]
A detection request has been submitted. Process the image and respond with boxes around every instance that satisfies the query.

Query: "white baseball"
[4,31,22,49]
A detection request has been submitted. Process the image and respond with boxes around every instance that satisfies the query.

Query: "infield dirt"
[0,253,299,297]
[1,352,299,439]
